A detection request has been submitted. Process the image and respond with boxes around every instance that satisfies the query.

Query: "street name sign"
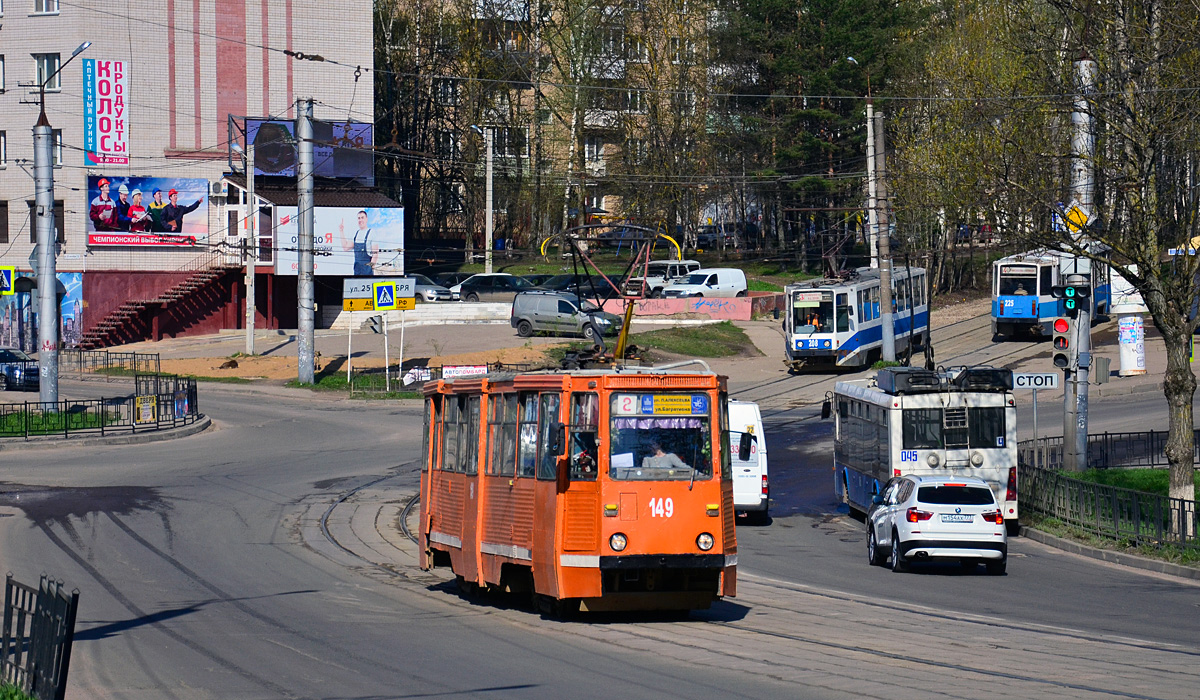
[1013,372,1059,390]
[343,277,415,299]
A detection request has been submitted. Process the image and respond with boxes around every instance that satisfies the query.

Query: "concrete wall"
[599,292,784,321]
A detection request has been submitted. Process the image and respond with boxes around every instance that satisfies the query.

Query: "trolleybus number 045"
[900,450,919,463]
[649,497,674,518]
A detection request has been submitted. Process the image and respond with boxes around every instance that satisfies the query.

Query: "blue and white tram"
[991,249,1112,339]
[783,267,929,370]
[827,366,1020,533]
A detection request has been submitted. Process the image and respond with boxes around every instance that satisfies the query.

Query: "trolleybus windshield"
[609,393,713,481]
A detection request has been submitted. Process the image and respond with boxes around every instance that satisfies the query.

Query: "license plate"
[941,514,974,523]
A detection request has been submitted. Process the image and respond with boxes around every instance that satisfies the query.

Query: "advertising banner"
[0,272,83,351]
[274,207,404,276]
[245,119,373,184]
[86,176,208,246]
[83,59,129,166]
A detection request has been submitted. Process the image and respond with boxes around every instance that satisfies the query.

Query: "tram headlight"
[696,533,714,551]
[970,451,985,467]
[609,533,628,552]
[926,453,941,468]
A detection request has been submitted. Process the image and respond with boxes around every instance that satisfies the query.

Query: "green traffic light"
[1065,287,1076,298]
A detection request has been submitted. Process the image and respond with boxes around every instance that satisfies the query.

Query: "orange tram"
[418,362,742,613]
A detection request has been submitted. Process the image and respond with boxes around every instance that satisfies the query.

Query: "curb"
[1020,525,1200,581]
[0,415,212,451]
[1094,381,1163,398]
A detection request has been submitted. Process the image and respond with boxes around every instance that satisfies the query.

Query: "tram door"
[562,393,601,555]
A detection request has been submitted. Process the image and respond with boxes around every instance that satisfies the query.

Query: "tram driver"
[571,431,598,478]
[643,440,689,471]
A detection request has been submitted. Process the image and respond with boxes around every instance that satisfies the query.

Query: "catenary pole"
[866,100,878,269]
[485,127,494,274]
[296,98,316,384]
[873,108,896,362]
[245,143,257,355]
[34,111,58,404]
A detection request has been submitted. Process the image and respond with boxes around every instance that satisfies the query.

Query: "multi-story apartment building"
[0,0,375,348]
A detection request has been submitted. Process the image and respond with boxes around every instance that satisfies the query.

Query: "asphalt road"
[1,312,1197,699]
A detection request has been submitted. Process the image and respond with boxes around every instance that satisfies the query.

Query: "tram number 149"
[649,497,675,518]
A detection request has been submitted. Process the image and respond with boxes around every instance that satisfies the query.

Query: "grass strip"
[1072,468,1200,501]
[629,321,758,358]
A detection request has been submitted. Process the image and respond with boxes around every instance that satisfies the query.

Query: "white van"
[624,259,702,297]
[729,400,769,521]
[662,268,749,298]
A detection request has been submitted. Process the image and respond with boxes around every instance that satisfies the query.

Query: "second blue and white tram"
[783,267,929,370]
[827,366,1020,534]
[991,249,1112,339]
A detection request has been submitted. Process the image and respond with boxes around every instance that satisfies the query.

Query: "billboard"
[274,207,404,276]
[83,59,129,166]
[245,119,373,184]
[0,272,83,352]
[86,175,209,247]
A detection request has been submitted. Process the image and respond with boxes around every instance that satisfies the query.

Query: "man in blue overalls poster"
[339,210,379,276]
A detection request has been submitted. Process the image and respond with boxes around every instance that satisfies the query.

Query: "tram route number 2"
[649,497,674,518]
[900,450,919,463]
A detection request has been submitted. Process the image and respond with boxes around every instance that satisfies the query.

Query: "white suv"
[866,475,1008,574]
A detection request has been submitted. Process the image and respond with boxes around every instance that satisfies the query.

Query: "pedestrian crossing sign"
[0,267,13,296]
[373,281,399,311]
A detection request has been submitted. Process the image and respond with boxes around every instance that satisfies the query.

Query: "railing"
[1018,462,1199,551]
[1,574,79,700]
[1018,430,1200,470]
[0,376,200,439]
[59,350,161,382]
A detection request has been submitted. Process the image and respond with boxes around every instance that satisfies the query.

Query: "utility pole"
[484,126,494,274]
[296,98,315,384]
[244,143,257,356]
[865,100,879,269]
[33,109,58,404]
[873,108,896,362]
[1068,52,1098,469]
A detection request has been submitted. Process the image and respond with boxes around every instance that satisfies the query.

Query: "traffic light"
[1052,317,1073,369]
[368,315,383,334]
[1051,277,1091,317]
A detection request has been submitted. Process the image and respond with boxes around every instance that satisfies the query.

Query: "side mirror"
[872,494,884,505]
[548,422,566,456]
[821,400,831,420]
[738,432,754,461]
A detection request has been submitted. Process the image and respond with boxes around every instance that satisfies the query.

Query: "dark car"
[434,272,475,289]
[537,274,623,301]
[523,273,557,287]
[0,347,39,391]
[456,273,537,302]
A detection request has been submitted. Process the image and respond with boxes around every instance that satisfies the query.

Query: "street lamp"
[470,124,494,274]
[232,143,257,355]
[33,40,90,404]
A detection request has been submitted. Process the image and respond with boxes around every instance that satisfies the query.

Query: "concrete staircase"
[79,266,238,349]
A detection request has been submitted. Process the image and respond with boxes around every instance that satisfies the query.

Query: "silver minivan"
[624,259,702,297]
[511,291,623,340]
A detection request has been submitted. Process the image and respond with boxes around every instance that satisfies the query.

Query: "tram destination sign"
[1013,372,1059,390]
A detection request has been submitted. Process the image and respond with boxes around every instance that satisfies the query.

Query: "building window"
[434,78,459,106]
[626,89,646,113]
[625,137,647,164]
[0,202,7,244]
[52,128,62,165]
[496,127,527,159]
[626,36,649,63]
[437,181,464,214]
[0,132,6,167]
[434,130,458,160]
[0,56,5,92]
[536,108,553,125]
[670,38,694,64]
[26,199,64,244]
[34,53,60,90]
[34,0,57,12]
[584,135,604,165]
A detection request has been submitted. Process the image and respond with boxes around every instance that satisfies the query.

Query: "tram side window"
[422,397,434,472]
[442,396,460,471]
[517,392,539,478]
[459,396,479,474]
[836,293,851,332]
[902,408,942,449]
[536,393,562,480]
[569,393,599,481]
[870,286,880,319]
[487,395,503,475]
[500,394,518,477]
[968,407,1006,449]
[914,275,925,307]
[1040,267,1052,296]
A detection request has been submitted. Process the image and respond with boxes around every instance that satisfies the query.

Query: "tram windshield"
[996,265,1038,296]
[791,291,833,334]
[608,393,713,481]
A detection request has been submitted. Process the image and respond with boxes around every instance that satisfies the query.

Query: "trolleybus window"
[968,407,1006,448]
[517,392,539,477]
[902,408,942,449]
[537,393,562,480]
[569,393,599,481]
[608,393,712,481]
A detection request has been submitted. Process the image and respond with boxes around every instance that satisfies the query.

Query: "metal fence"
[0,376,200,439]
[1018,430,1200,470]
[1018,462,1199,551]
[60,350,161,382]
[1,574,79,700]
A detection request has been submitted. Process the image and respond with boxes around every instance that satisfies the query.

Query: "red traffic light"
[1053,318,1070,333]
[1053,337,1069,349]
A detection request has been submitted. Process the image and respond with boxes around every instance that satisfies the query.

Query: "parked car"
[696,223,740,249]
[411,274,454,302]
[511,291,623,340]
[624,259,701,297]
[537,274,623,301]
[434,272,475,290]
[661,268,748,298]
[523,273,558,287]
[455,273,537,302]
[0,347,39,391]
[866,475,1008,574]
